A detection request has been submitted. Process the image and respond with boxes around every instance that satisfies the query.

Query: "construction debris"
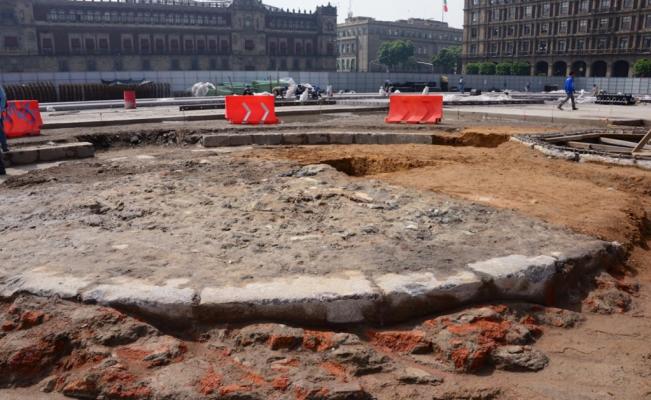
[516,128,651,161]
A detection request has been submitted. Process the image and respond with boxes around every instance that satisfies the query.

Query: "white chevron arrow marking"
[260,102,270,125]
[242,102,252,123]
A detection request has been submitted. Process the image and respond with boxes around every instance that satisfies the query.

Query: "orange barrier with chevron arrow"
[2,100,43,138]
[385,95,443,124]
[225,95,279,125]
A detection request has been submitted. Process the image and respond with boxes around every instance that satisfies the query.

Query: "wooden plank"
[567,141,633,153]
[601,133,645,139]
[543,133,607,143]
[600,137,651,150]
[545,133,645,143]
[632,129,651,154]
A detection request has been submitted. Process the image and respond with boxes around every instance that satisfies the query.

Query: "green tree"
[479,62,496,75]
[495,62,513,75]
[465,62,481,74]
[432,46,461,73]
[378,40,415,72]
[634,59,651,77]
[512,62,531,76]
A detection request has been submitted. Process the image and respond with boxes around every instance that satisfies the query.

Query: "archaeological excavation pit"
[0,143,624,326]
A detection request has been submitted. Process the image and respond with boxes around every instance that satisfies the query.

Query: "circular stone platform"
[0,147,622,325]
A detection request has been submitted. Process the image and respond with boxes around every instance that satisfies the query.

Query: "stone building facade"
[0,0,337,73]
[337,17,463,73]
[462,0,651,77]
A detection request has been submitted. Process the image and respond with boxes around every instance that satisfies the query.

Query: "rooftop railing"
[56,0,287,12]
[61,0,233,8]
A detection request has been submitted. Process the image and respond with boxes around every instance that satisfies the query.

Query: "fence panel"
[2,71,651,96]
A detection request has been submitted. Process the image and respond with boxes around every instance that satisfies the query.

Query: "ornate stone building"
[0,0,337,73]
[462,0,651,77]
[337,17,463,73]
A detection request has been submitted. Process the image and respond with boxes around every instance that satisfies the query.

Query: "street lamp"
[416,61,435,73]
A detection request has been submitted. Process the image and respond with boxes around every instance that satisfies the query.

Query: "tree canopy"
[432,46,461,73]
[634,59,651,77]
[378,40,415,71]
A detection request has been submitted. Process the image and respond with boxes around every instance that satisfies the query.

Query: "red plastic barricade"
[3,100,43,138]
[385,95,443,124]
[225,95,279,125]
[124,90,137,110]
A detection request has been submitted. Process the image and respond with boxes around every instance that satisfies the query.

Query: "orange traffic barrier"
[385,95,443,124]
[3,100,43,138]
[225,95,279,125]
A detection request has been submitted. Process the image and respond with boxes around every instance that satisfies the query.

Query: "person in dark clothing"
[558,71,578,111]
[0,86,8,176]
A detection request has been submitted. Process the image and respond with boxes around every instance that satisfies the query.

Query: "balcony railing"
[462,47,651,58]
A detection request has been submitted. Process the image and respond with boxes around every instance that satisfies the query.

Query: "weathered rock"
[367,330,431,354]
[525,306,584,328]
[398,367,444,385]
[584,289,633,314]
[235,324,304,350]
[420,305,548,373]
[491,345,549,371]
[582,272,638,314]
[61,375,100,399]
[432,387,502,400]
[0,332,72,386]
[294,164,332,178]
[324,382,371,400]
[330,345,389,376]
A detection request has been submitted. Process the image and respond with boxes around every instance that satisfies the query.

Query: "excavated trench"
[319,132,510,176]
[321,157,437,177]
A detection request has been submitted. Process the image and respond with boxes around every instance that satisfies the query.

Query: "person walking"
[0,86,8,176]
[558,71,578,111]
[458,77,465,93]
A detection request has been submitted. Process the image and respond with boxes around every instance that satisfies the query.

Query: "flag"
[443,0,448,12]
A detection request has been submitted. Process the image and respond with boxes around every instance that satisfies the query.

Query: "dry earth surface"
[1,119,650,400]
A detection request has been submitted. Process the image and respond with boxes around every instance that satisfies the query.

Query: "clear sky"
[262,0,464,29]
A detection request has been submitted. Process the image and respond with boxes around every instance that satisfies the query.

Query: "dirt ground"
[252,139,651,247]
[1,120,650,400]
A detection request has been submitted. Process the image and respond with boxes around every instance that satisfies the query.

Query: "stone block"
[49,143,94,162]
[329,133,354,144]
[377,134,432,145]
[203,134,252,148]
[202,135,228,148]
[5,148,39,165]
[250,133,282,146]
[282,133,308,145]
[227,134,253,147]
[306,133,330,145]
[354,133,380,145]
[38,147,67,162]
[74,143,96,159]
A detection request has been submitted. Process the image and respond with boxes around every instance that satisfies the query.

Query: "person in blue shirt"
[558,71,578,111]
[0,86,8,176]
